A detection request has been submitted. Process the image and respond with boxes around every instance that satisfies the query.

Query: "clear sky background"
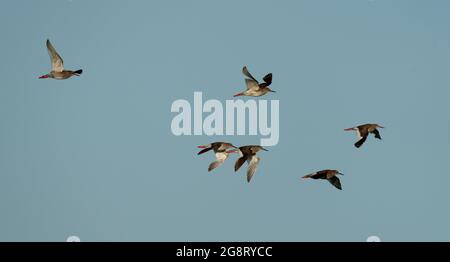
[1,0,450,241]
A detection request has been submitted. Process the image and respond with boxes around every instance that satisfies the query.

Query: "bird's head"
[265,87,276,93]
[228,143,238,149]
[336,171,345,176]
[225,143,238,153]
[256,146,269,152]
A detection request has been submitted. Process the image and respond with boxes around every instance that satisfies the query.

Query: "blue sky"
[0,0,450,241]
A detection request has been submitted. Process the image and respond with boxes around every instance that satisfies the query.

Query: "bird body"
[234,66,275,97]
[39,39,83,80]
[345,123,384,148]
[303,169,344,190]
[197,142,237,172]
[43,70,83,80]
[234,145,268,182]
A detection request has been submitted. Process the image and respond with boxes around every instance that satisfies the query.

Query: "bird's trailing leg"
[197,144,212,155]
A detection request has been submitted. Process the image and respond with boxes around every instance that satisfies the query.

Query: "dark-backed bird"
[302,169,344,190]
[344,123,384,148]
[197,142,237,172]
[39,39,83,80]
[234,66,275,97]
[234,145,268,183]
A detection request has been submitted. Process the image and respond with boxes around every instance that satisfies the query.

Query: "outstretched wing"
[373,129,382,140]
[46,39,64,72]
[354,135,368,148]
[242,66,258,82]
[327,176,342,190]
[262,73,272,85]
[234,155,247,172]
[208,152,228,172]
[247,155,260,183]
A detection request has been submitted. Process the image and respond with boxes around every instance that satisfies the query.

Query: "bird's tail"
[73,69,83,75]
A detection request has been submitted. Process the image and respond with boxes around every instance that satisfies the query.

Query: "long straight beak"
[338,172,345,176]
[261,147,269,151]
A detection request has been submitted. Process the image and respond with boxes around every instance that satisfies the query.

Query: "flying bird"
[302,169,344,190]
[234,145,268,183]
[39,39,83,80]
[197,142,237,172]
[234,66,275,97]
[344,123,384,148]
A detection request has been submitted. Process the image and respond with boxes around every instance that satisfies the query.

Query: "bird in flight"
[39,39,83,80]
[197,142,238,172]
[344,123,384,148]
[234,66,275,97]
[234,145,268,183]
[302,169,345,190]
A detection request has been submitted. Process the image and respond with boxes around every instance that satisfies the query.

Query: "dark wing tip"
[373,129,382,140]
[354,136,367,148]
[242,66,248,75]
[234,156,246,172]
[329,176,342,190]
[263,73,273,85]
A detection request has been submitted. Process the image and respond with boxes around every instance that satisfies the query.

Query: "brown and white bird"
[234,145,268,183]
[39,39,83,80]
[302,169,344,190]
[234,66,275,97]
[344,123,384,148]
[197,142,238,172]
